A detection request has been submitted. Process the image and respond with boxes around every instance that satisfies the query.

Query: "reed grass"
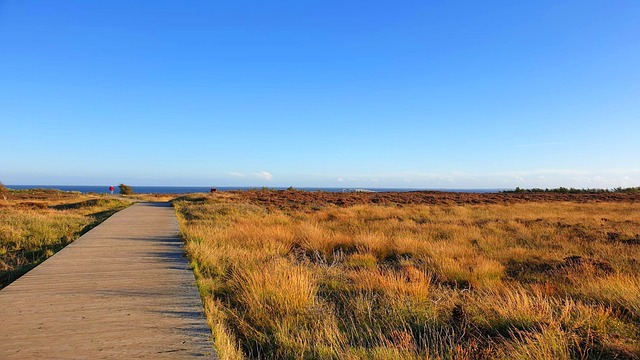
[175,193,640,359]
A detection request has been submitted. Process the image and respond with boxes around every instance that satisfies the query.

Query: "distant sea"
[6,185,504,194]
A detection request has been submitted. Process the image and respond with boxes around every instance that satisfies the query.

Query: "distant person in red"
[109,185,114,195]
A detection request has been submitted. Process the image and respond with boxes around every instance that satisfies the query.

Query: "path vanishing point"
[0,202,216,359]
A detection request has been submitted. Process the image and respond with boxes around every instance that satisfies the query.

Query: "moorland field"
[3,186,639,359]
[175,190,640,359]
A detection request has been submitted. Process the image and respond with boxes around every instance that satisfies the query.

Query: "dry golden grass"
[0,189,130,288]
[129,193,181,202]
[174,193,640,359]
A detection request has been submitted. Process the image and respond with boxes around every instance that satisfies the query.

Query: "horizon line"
[6,184,512,190]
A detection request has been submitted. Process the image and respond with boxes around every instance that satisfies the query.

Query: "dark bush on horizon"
[118,184,134,195]
[505,186,640,194]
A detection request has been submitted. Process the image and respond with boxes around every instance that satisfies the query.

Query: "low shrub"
[118,183,134,195]
[0,182,8,201]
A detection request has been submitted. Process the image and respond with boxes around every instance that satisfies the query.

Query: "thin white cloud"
[228,171,273,181]
[254,171,273,181]
[319,169,639,189]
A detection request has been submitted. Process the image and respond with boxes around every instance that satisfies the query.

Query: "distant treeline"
[503,186,640,194]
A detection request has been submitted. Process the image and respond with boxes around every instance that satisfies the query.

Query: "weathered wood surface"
[0,202,216,359]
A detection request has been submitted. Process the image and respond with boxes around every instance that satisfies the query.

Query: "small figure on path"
[109,185,114,195]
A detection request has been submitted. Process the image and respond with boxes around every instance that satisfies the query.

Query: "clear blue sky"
[1,1,639,188]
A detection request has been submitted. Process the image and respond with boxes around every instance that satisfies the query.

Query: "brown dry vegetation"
[234,188,640,210]
[129,193,181,202]
[0,189,130,288]
[175,190,640,359]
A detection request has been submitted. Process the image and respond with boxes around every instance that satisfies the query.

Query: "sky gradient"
[1,1,639,188]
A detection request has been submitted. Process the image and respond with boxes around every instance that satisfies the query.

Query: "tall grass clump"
[175,194,640,359]
[118,183,134,195]
[0,182,8,201]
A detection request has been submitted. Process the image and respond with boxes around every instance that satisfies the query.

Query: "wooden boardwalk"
[0,202,216,359]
